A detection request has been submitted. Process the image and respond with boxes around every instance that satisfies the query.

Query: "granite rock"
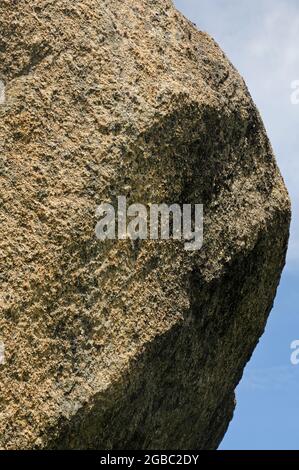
[0,0,290,449]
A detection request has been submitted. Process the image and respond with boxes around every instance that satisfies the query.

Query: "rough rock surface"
[0,0,290,450]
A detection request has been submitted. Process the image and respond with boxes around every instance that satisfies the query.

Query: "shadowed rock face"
[0,0,290,450]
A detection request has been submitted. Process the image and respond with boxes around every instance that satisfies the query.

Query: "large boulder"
[0,0,290,449]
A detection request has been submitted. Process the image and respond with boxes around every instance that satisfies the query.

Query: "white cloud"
[239,365,299,391]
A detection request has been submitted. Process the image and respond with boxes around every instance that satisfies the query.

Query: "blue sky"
[174,0,299,450]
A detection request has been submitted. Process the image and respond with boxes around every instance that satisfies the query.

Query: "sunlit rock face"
[0,0,290,449]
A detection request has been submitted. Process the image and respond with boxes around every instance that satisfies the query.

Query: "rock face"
[0,0,290,450]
